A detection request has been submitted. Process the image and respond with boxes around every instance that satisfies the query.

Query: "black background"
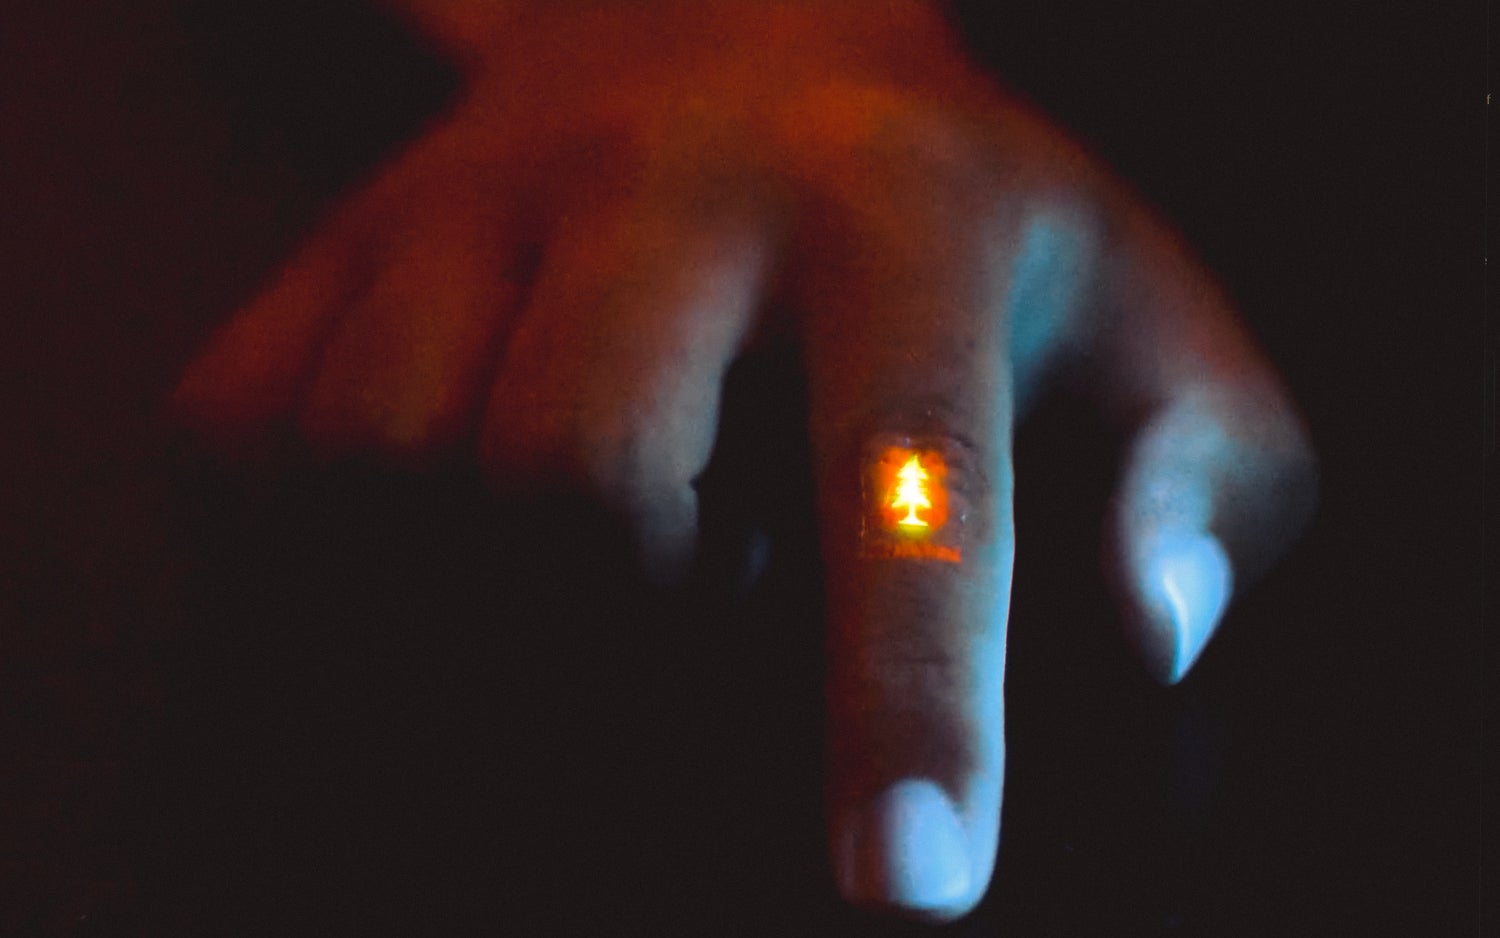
[0,1,1484,935]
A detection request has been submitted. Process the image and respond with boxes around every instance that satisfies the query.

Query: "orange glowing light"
[861,441,960,562]
[890,454,933,527]
[871,446,949,534]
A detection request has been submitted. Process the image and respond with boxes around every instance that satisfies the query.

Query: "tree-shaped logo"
[889,454,932,528]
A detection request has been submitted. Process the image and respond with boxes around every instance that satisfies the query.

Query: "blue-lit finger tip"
[839,778,975,919]
[1142,532,1233,683]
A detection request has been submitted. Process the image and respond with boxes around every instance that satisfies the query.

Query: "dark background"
[0,1,1484,935]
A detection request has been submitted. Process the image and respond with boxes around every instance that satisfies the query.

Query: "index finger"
[796,153,1019,921]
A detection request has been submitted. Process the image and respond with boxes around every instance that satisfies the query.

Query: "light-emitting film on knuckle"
[858,433,981,564]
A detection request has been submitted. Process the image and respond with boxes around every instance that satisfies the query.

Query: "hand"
[172,0,1316,922]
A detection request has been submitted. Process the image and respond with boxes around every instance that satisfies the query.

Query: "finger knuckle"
[484,399,688,514]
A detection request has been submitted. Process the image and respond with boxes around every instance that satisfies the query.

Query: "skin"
[172,0,1317,922]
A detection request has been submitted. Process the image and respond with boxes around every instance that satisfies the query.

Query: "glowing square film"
[860,439,963,563]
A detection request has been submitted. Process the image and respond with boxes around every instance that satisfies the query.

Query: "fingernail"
[1144,532,1233,683]
[840,779,973,914]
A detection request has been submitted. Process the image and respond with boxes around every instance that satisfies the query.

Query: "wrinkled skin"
[173,1,1316,922]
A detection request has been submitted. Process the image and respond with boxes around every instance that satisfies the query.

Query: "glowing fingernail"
[843,779,973,914]
[1144,532,1233,683]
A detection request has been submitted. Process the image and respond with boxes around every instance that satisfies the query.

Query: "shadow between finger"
[126,397,837,937]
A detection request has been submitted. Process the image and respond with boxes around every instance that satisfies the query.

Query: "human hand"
[171,0,1316,922]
